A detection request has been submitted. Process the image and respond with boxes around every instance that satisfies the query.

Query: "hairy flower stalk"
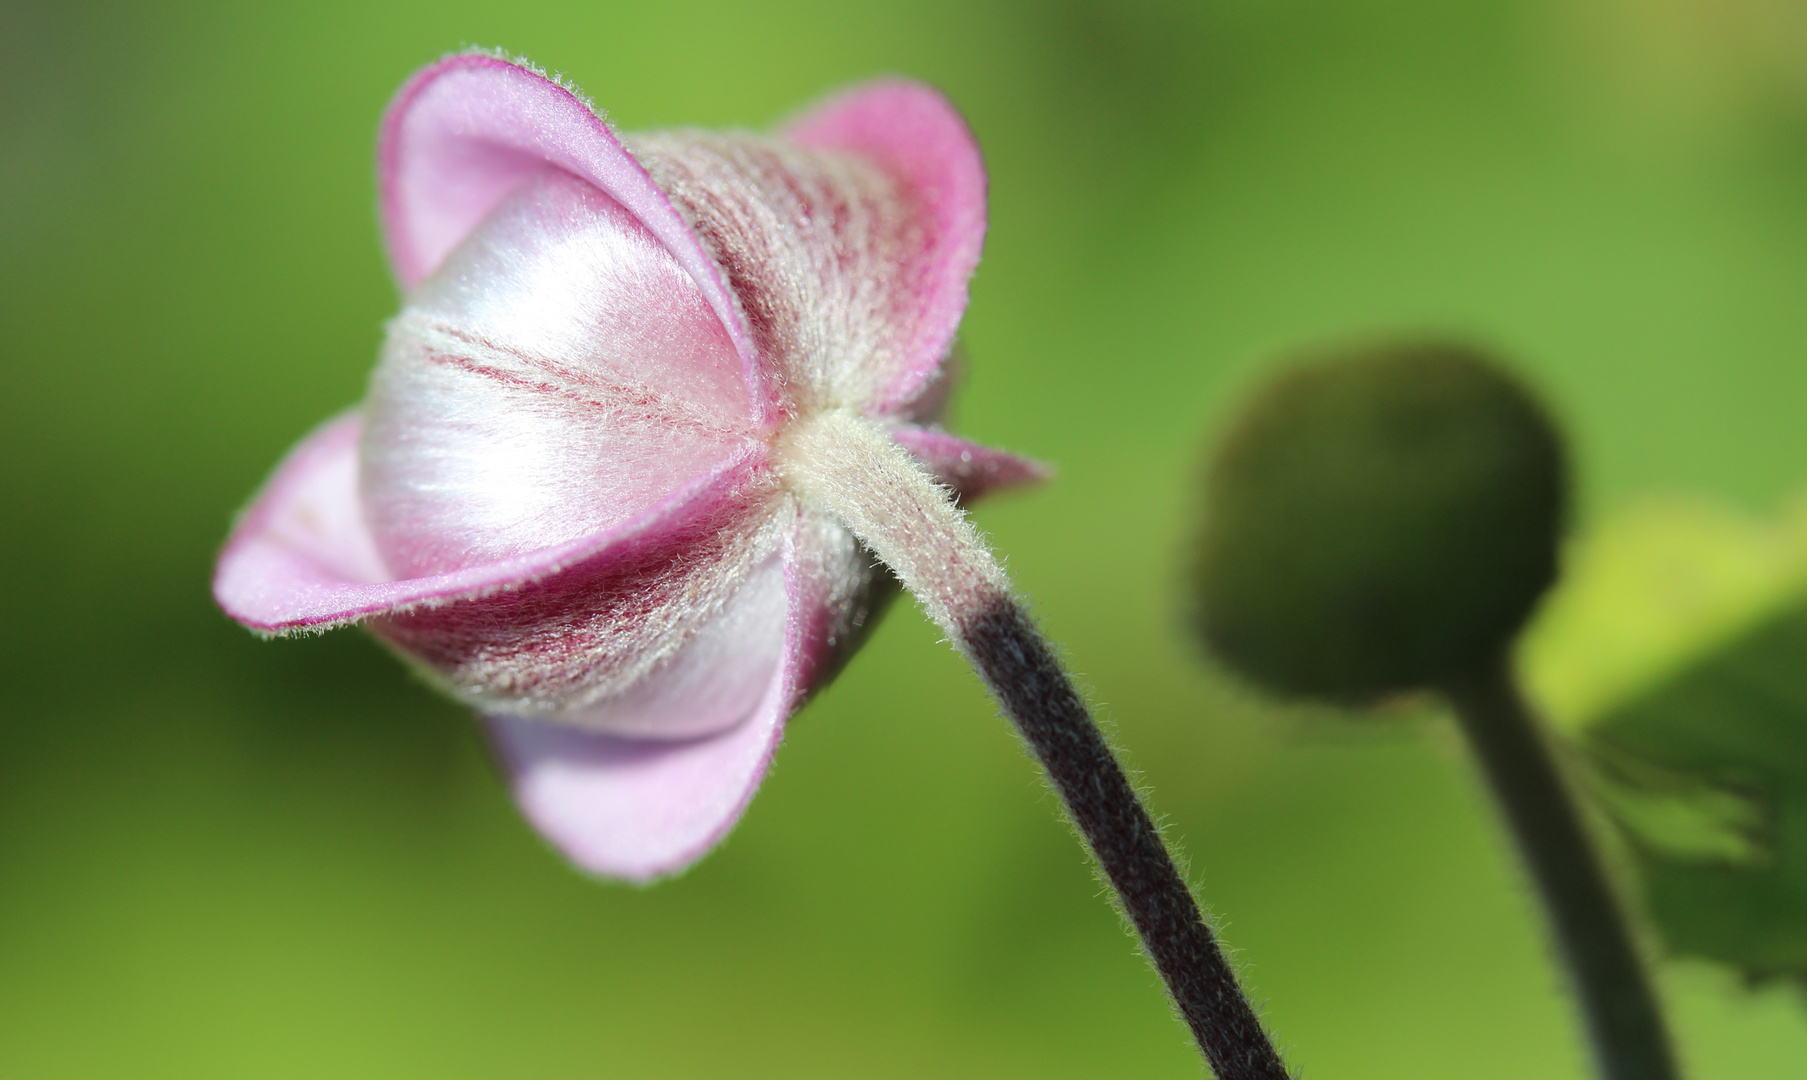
[214,52,1285,1074]
[782,411,1289,1078]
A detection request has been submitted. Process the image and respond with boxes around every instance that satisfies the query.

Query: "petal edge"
[892,425,1050,503]
[378,53,775,421]
[786,80,987,414]
[486,666,788,883]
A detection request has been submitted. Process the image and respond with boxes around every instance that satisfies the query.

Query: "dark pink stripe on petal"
[786,80,986,415]
[212,409,773,633]
[370,466,781,709]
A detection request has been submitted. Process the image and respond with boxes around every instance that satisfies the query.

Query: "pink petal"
[786,81,987,415]
[487,506,873,881]
[212,411,774,634]
[378,53,774,422]
[891,425,1050,503]
[487,677,785,884]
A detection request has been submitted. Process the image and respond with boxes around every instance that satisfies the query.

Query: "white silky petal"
[361,168,758,579]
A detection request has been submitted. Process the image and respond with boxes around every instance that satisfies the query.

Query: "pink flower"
[213,53,1041,882]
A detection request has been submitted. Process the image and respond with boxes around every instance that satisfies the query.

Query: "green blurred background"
[5,0,1807,1075]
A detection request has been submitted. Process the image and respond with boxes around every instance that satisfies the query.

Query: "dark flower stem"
[1441,655,1679,1080]
[961,597,1291,1080]
[780,411,1289,1076]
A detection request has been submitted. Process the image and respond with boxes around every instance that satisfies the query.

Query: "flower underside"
[213,53,1042,881]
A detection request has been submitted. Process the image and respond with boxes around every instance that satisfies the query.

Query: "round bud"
[1188,340,1567,704]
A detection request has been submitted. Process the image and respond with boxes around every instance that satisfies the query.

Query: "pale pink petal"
[486,507,872,881]
[892,425,1050,503]
[486,669,788,883]
[785,80,986,414]
[213,412,389,608]
[212,411,774,634]
[378,53,773,420]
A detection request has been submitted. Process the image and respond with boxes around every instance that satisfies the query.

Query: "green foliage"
[1522,495,1807,731]
[1592,604,1807,986]
[1523,495,1807,985]
[1190,341,1566,703]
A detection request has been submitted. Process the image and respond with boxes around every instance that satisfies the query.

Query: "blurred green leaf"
[1521,493,1807,731]
[1595,604,1807,985]
[1522,494,1807,984]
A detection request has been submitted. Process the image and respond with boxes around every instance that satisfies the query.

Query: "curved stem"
[779,410,1290,1077]
[961,598,1291,1079]
[1442,655,1679,1080]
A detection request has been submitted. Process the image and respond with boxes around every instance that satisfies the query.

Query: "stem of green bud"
[1443,655,1678,1080]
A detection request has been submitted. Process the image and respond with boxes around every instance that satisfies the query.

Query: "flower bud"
[1188,340,1567,704]
[213,55,1044,881]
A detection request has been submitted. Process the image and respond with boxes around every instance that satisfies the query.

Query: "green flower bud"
[1189,340,1567,704]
